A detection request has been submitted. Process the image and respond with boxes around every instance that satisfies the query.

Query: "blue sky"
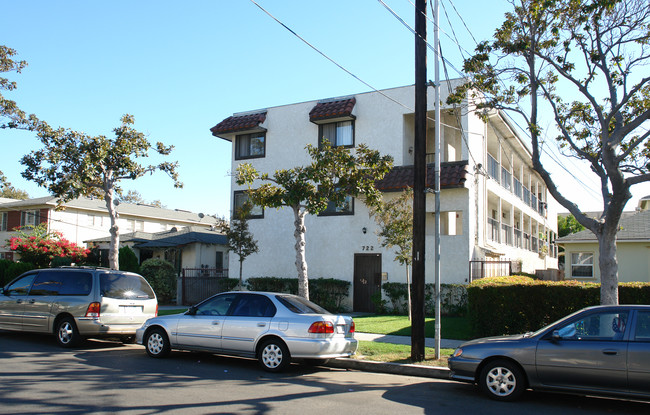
[2,0,648,218]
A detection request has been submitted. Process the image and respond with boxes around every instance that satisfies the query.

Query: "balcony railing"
[501,167,512,191]
[514,228,522,248]
[513,178,522,198]
[488,217,499,243]
[488,154,500,182]
[501,223,513,246]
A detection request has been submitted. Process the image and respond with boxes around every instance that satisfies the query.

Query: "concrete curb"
[327,358,451,379]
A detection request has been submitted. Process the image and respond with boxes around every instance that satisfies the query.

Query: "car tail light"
[308,321,334,334]
[155,304,158,316]
[350,320,355,333]
[85,302,101,318]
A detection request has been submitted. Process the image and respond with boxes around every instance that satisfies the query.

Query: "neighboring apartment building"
[211,82,559,311]
[0,196,224,266]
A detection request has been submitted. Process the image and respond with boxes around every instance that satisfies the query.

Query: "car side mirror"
[551,330,561,341]
[187,306,197,316]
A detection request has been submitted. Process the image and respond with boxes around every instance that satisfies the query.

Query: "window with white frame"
[20,210,40,227]
[319,120,354,148]
[235,133,265,160]
[0,212,7,231]
[571,252,594,278]
[233,191,263,219]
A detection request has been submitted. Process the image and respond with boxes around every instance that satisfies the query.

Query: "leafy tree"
[6,223,89,268]
[370,188,414,319]
[558,214,586,238]
[236,141,393,300]
[0,45,42,131]
[120,189,164,208]
[225,202,259,290]
[449,0,650,304]
[0,171,28,199]
[21,115,182,270]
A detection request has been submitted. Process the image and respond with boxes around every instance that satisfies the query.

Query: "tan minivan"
[0,267,158,347]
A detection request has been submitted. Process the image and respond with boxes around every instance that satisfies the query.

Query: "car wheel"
[479,359,526,401]
[145,328,171,358]
[258,338,290,372]
[55,317,81,348]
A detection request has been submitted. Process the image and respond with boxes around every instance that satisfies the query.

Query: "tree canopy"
[449,0,650,304]
[21,115,182,270]
[236,141,393,299]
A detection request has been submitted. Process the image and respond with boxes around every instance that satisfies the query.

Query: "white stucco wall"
[563,241,650,283]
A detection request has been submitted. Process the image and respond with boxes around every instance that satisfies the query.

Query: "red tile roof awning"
[210,112,267,136]
[376,161,469,191]
[309,98,356,122]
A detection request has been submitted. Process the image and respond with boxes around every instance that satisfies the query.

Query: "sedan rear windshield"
[100,273,155,300]
[276,295,329,314]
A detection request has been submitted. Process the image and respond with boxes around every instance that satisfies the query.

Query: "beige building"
[558,207,650,283]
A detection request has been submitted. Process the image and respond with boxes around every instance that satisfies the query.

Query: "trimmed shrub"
[245,277,350,312]
[0,259,14,286]
[246,277,298,294]
[379,282,468,316]
[467,276,650,338]
[3,262,36,285]
[140,258,177,304]
[119,246,140,274]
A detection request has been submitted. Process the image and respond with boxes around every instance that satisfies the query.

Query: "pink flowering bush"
[7,225,89,268]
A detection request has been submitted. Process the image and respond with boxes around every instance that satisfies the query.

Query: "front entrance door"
[353,254,382,312]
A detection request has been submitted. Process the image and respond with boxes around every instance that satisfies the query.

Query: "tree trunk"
[238,259,243,291]
[598,232,619,305]
[292,206,309,300]
[104,186,119,270]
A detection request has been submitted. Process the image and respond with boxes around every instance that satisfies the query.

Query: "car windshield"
[530,307,592,337]
[276,295,329,314]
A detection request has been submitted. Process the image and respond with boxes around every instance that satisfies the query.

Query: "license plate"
[120,305,143,314]
[336,325,345,334]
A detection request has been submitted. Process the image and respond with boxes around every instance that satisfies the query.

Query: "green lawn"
[353,315,472,340]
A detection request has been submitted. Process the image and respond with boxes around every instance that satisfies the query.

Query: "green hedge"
[0,260,36,287]
[246,277,350,312]
[468,276,650,338]
[377,282,468,316]
[140,258,177,304]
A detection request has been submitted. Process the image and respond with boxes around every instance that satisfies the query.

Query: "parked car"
[0,267,158,347]
[136,291,358,372]
[449,305,650,401]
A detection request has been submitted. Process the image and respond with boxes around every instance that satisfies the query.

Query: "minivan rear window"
[100,273,155,300]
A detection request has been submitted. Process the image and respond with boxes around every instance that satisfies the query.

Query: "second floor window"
[235,133,265,160]
[319,120,354,148]
[319,195,354,216]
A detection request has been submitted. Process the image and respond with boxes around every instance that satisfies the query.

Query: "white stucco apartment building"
[211,82,559,311]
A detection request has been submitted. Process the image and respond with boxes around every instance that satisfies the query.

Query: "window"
[634,311,650,342]
[99,273,155,300]
[30,271,93,296]
[555,311,629,341]
[233,191,263,219]
[319,194,354,216]
[0,212,7,231]
[20,210,40,227]
[235,133,265,160]
[571,252,594,278]
[230,294,276,317]
[319,120,354,147]
[196,292,237,316]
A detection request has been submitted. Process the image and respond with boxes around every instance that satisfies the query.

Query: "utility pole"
[411,0,427,362]
[433,0,442,360]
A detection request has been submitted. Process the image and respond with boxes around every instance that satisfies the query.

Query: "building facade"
[211,83,559,311]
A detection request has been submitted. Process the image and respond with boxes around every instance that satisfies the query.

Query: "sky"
[2,0,649,218]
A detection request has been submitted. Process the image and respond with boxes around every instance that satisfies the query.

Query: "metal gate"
[469,259,512,282]
[181,268,229,305]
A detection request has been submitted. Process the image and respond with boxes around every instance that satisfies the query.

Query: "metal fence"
[469,259,512,282]
[180,268,230,305]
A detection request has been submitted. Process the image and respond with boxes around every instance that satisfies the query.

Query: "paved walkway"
[355,332,463,349]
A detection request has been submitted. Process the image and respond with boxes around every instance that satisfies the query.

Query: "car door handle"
[29,299,36,304]
[212,321,220,325]
[257,323,266,327]
[602,349,619,355]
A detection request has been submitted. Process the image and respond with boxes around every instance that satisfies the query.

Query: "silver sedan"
[449,305,650,401]
[136,291,358,372]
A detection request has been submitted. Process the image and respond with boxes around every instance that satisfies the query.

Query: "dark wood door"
[353,254,382,312]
